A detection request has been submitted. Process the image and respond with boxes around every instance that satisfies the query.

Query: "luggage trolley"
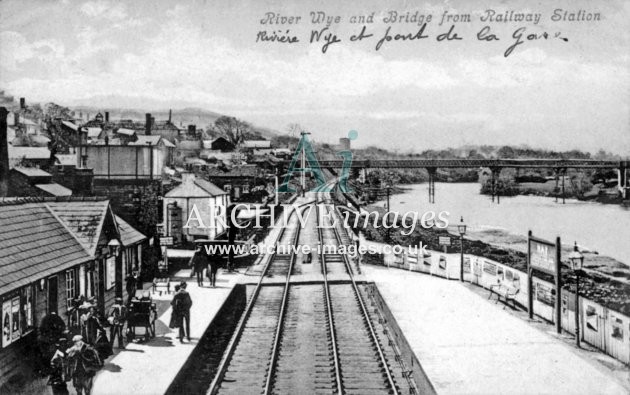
[127,292,157,341]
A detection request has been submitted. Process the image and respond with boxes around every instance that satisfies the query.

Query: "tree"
[497,146,516,159]
[214,116,251,145]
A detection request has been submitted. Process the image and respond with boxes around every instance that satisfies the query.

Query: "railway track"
[209,196,408,395]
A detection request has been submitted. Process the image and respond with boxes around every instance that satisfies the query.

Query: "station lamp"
[568,241,584,348]
[458,217,467,281]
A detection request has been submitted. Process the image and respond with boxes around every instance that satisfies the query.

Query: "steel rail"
[315,200,344,395]
[263,206,304,395]
[324,201,400,395]
[207,205,306,395]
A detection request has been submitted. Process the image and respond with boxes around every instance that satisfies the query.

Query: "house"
[77,135,174,180]
[241,140,271,149]
[200,149,244,163]
[83,127,104,143]
[7,146,52,169]
[205,137,235,152]
[0,198,146,387]
[163,173,229,243]
[206,164,263,201]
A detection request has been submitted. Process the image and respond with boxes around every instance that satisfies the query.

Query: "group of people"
[190,245,221,288]
[48,334,102,395]
[42,300,118,395]
[42,271,142,395]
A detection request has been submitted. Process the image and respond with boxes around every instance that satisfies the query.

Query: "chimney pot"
[145,113,152,135]
[19,98,25,109]
[0,107,9,197]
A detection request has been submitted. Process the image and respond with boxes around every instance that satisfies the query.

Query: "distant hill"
[70,105,280,140]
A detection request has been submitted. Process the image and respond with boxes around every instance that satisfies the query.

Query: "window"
[106,256,116,290]
[611,316,624,339]
[66,269,77,309]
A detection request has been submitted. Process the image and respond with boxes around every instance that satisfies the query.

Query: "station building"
[0,198,146,387]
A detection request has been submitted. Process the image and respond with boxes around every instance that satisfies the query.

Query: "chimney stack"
[168,109,172,123]
[105,111,109,123]
[19,98,25,109]
[188,125,195,136]
[0,107,9,197]
[145,113,152,135]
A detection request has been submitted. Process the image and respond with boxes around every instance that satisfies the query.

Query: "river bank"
[356,204,630,315]
[338,180,630,316]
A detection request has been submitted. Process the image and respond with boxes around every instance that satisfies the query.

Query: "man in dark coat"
[66,335,101,395]
[207,253,220,288]
[170,281,192,342]
[191,246,208,287]
[38,312,67,374]
[125,271,138,304]
[48,338,69,395]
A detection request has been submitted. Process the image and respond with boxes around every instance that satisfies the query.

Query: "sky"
[0,0,628,154]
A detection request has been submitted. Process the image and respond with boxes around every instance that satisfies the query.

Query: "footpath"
[363,264,629,394]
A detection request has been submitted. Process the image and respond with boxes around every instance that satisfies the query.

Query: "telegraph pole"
[300,131,311,196]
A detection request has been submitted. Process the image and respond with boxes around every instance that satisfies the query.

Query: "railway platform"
[363,264,629,394]
[91,270,243,395]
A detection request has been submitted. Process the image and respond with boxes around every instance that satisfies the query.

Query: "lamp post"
[457,216,467,281]
[568,241,584,348]
[108,239,121,257]
[385,182,392,242]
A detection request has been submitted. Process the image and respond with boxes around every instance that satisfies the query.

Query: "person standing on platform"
[125,271,138,304]
[66,335,102,395]
[80,305,101,346]
[171,282,192,342]
[190,246,207,287]
[48,338,69,395]
[107,298,126,349]
[207,252,219,288]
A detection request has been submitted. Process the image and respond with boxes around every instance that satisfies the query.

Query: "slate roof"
[35,183,73,197]
[165,177,226,198]
[46,201,110,256]
[115,128,136,136]
[8,146,51,160]
[129,135,162,146]
[115,216,147,246]
[0,204,91,295]
[61,121,79,131]
[84,127,103,138]
[13,167,51,177]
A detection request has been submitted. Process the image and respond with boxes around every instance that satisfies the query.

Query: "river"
[385,183,630,269]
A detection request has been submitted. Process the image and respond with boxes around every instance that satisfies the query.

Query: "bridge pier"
[426,167,436,204]
[555,168,567,204]
[618,164,628,199]
[490,167,502,204]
